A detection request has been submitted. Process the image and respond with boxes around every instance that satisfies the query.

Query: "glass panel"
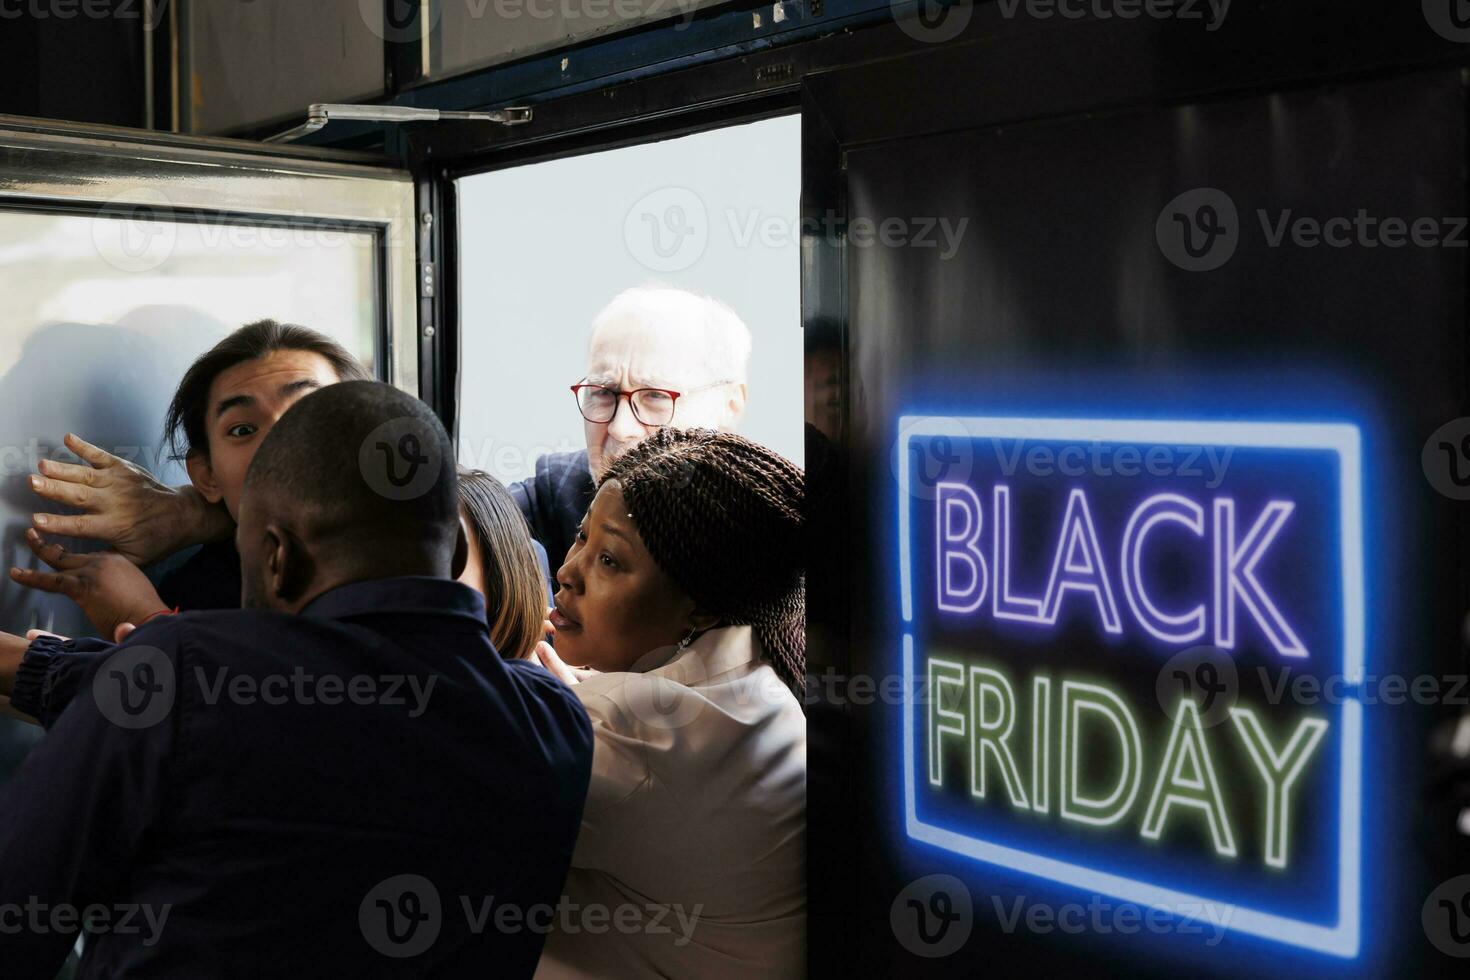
[0,207,378,771]
[0,120,412,811]
[456,115,803,485]
[0,123,418,393]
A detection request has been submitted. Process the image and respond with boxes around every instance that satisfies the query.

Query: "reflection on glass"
[0,208,377,639]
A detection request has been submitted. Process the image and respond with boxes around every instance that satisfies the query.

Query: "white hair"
[589,283,752,384]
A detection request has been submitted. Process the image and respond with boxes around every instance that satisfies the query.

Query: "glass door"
[0,115,419,773]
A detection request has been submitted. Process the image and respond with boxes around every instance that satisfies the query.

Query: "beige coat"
[535,625,807,979]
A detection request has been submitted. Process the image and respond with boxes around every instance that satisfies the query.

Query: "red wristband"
[138,607,179,625]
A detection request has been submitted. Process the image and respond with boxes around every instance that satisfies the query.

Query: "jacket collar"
[298,576,488,631]
[632,624,761,683]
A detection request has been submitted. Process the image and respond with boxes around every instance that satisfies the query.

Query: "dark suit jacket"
[157,536,554,614]
[0,577,593,979]
[508,450,597,577]
[156,539,243,612]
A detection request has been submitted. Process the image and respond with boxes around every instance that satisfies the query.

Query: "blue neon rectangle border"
[897,416,1363,959]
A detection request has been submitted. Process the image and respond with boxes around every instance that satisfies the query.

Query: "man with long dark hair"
[14,319,371,628]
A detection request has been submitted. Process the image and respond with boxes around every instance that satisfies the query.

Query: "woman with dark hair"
[532,427,806,980]
[458,469,548,660]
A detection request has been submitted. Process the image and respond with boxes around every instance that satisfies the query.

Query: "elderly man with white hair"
[510,284,753,570]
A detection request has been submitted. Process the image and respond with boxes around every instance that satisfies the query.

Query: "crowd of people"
[0,284,807,979]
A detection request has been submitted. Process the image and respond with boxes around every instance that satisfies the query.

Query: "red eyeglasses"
[569,381,732,426]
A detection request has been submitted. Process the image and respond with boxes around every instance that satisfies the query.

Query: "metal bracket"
[266,103,533,144]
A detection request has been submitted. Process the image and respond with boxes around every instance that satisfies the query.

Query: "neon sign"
[935,485,1308,655]
[898,416,1363,958]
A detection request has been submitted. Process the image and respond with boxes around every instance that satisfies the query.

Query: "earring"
[675,627,697,655]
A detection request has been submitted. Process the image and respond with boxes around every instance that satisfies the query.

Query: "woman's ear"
[185,451,223,504]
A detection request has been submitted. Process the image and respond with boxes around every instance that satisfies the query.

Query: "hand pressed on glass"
[29,432,231,565]
[10,529,169,642]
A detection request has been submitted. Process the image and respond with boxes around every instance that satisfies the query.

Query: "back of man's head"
[237,381,459,610]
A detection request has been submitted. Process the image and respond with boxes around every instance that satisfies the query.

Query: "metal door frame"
[0,114,422,396]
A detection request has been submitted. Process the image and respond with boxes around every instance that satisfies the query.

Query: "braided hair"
[600,427,805,694]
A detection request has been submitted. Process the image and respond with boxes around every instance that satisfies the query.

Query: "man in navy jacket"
[0,382,593,979]
[509,448,596,583]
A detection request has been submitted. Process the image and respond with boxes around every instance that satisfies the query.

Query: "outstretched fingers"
[27,473,93,510]
[10,565,77,598]
[30,512,97,540]
[64,432,119,469]
[36,457,104,487]
[24,529,82,570]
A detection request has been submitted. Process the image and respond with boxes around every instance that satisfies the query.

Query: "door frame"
[399,12,957,441]
[0,114,421,395]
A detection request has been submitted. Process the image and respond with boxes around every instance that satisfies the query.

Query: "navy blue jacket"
[509,450,597,577]
[155,540,555,617]
[156,539,242,612]
[0,577,593,979]
[157,538,554,614]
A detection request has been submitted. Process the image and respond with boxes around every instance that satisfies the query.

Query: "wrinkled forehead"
[584,311,721,389]
[208,349,338,407]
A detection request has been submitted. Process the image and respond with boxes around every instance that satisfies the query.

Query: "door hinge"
[266,103,532,144]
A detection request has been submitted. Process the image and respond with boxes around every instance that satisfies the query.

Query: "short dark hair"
[164,319,371,460]
[244,381,458,552]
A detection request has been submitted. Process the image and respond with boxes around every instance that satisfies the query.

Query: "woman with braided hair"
[533,426,806,980]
